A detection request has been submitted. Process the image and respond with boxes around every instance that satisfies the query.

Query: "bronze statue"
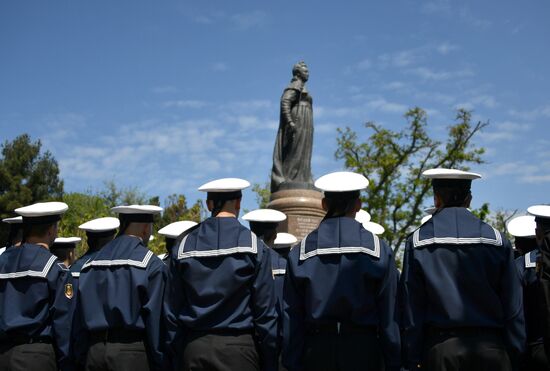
[271,61,314,193]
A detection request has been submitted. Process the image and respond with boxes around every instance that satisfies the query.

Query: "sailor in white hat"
[0,202,74,371]
[528,205,550,366]
[282,171,400,371]
[75,205,165,371]
[50,236,81,268]
[242,208,287,247]
[271,232,297,317]
[400,168,524,370]
[69,217,120,280]
[157,220,198,263]
[509,212,549,370]
[163,178,278,371]
[1,216,23,253]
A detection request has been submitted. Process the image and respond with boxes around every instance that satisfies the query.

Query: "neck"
[25,238,50,249]
[216,211,237,218]
[124,234,143,242]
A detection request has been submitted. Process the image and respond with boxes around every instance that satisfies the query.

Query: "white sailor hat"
[528,205,550,221]
[506,215,536,238]
[423,168,482,180]
[51,237,81,249]
[2,216,23,224]
[158,221,198,239]
[111,205,163,223]
[363,221,385,235]
[198,178,250,200]
[273,232,298,248]
[315,171,369,195]
[242,209,287,223]
[79,217,120,233]
[355,209,371,224]
[15,202,69,224]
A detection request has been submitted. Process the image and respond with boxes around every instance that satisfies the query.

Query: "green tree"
[335,108,487,253]
[252,181,270,209]
[0,134,64,243]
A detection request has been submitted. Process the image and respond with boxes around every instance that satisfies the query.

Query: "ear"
[354,198,362,212]
[463,194,472,208]
[321,198,328,211]
[206,200,214,212]
[434,194,443,208]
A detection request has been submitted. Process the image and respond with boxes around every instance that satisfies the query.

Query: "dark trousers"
[302,332,384,371]
[181,333,260,371]
[0,342,56,371]
[522,343,549,371]
[423,329,512,371]
[85,340,149,371]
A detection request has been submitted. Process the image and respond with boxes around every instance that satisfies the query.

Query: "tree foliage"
[335,108,487,252]
[0,134,64,244]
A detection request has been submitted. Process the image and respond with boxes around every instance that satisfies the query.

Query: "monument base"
[268,189,326,240]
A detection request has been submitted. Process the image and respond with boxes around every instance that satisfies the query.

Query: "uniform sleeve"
[400,239,426,370]
[251,243,279,371]
[282,251,305,371]
[375,245,401,371]
[162,255,187,371]
[500,240,526,358]
[48,264,77,371]
[71,278,90,369]
[143,260,167,371]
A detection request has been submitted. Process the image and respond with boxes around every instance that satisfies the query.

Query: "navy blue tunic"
[400,207,525,368]
[164,217,279,371]
[515,249,544,346]
[0,243,76,371]
[69,250,100,279]
[282,216,401,371]
[76,235,166,370]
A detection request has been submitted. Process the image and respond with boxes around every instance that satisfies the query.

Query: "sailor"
[242,208,287,247]
[163,178,278,371]
[0,202,75,371]
[0,216,23,255]
[70,217,120,279]
[271,232,297,313]
[156,220,198,263]
[400,168,525,371]
[76,205,166,371]
[509,214,548,370]
[527,205,550,363]
[282,171,401,371]
[51,236,81,267]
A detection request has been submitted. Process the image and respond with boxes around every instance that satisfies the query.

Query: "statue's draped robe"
[271,79,314,193]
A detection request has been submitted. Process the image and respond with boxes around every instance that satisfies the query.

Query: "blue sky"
[1,0,549,216]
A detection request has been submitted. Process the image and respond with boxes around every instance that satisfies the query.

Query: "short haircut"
[22,222,55,240]
[323,191,360,219]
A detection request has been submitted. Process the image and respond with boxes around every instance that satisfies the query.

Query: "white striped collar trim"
[0,255,57,280]
[177,232,257,259]
[412,227,503,248]
[272,268,286,276]
[81,250,154,270]
[525,251,537,269]
[299,234,381,261]
[71,272,80,278]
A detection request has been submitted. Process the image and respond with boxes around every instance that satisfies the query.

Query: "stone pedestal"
[267,189,325,240]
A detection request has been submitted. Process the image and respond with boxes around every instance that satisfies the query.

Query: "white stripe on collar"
[71,272,80,278]
[177,232,258,260]
[525,251,537,268]
[81,250,154,270]
[272,268,286,275]
[0,255,57,280]
[299,233,381,261]
[412,226,503,248]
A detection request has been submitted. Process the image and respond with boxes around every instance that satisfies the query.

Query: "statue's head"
[292,61,309,82]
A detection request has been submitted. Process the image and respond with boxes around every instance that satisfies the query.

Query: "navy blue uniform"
[269,247,289,318]
[76,235,167,370]
[400,208,525,370]
[164,216,279,371]
[282,217,401,371]
[515,249,549,370]
[0,243,76,371]
[70,249,100,279]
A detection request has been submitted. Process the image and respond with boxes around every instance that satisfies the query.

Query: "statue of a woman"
[271,61,314,193]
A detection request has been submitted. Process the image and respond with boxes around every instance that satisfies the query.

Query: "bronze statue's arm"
[281,88,299,128]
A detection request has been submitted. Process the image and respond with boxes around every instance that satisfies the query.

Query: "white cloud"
[381,81,408,91]
[211,62,228,72]
[421,0,451,14]
[230,11,267,30]
[509,104,550,120]
[485,160,550,184]
[367,98,409,113]
[356,58,372,70]
[479,121,531,142]
[163,100,208,109]
[410,67,474,81]
[436,42,459,55]
[379,49,419,68]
